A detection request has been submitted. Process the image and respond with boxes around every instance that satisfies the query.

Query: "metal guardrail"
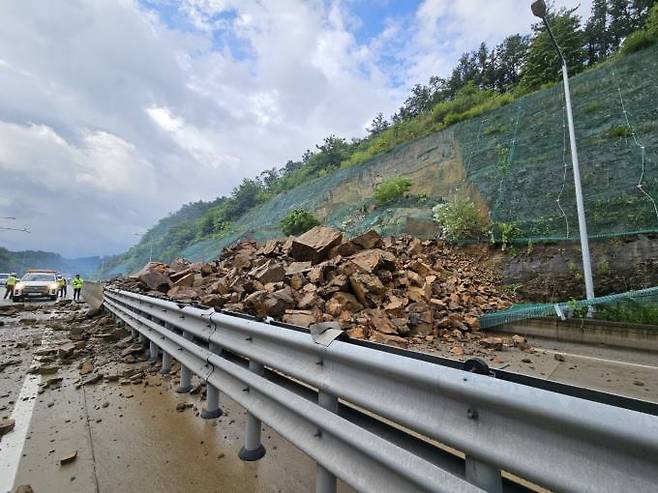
[102,287,658,493]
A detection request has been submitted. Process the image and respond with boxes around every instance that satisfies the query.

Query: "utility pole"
[531,0,595,302]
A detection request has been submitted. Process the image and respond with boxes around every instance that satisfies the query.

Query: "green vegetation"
[621,3,658,55]
[280,209,320,236]
[0,247,101,277]
[597,299,658,325]
[374,177,413,204]
[432,198,491,241]
[606,125,634,138]
[102,1,658,275]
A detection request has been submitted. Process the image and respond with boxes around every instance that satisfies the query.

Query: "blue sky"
[0,0,591,256]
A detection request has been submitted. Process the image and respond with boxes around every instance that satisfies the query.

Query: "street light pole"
[531,0,595,302]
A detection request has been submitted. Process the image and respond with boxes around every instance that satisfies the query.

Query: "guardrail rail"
[100,287,658,493]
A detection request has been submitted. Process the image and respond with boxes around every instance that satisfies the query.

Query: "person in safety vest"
[57,276,67,298]
[3,273,17,300]
[72,274,84,301]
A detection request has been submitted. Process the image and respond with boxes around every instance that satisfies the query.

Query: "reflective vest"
[57,278,66,287]
[6,276,17,286]
[72,277,84,289]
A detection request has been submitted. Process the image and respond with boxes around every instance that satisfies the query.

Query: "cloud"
[0,0,591,257]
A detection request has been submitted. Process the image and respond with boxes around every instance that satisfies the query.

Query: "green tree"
[519,7,586,91]
[609,0,635,50]
[367,113,390,136]
[493,34,530,91]
[585,0,611,63]
[280,209,320,236]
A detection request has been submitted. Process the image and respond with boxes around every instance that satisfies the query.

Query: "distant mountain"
[0,246,103,278]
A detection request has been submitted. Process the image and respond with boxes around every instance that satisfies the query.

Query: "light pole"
[134,233,153,263]
[531,0,595,302]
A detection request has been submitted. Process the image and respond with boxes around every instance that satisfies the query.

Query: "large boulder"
[290,226,343,262]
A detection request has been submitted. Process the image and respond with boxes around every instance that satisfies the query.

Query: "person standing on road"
[57,276,67,298]
[72,274,83,301]
[3,273,17,299]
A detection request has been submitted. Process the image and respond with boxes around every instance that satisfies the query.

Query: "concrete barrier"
[82,281,104,312]
[491,317,658,352]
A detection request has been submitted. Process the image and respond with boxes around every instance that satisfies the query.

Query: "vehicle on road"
[13,269,59,301]
[0,273,10,286]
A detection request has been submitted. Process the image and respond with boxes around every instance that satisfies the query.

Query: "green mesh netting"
[480,286,658,329]
[178,45,658,263]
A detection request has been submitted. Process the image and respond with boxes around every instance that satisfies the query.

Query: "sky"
[0,0,592,257]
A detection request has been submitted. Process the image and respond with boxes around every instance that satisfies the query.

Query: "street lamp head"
[531,0,548,19]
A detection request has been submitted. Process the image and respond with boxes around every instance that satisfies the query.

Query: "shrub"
[606,126,633,139]
[621,30,657,55]
[280,209,320,236]
[432,197,491,241]
[374,177,413,204]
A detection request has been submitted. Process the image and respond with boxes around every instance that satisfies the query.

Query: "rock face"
[111,229,515,347]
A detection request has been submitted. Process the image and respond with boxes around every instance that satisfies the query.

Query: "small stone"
[554,353,566,362]
[59,450,78,465]
[0,418,16,436]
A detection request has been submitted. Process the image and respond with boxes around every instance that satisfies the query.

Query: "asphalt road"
[0,297,357,493]
[1,296,657,493]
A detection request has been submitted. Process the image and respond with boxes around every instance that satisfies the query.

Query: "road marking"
[537,348,658,371]
[0,326,55,493]
[0,375,40,493]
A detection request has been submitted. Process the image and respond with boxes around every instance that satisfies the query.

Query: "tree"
[519,7,586,91]
[313,135,351,170]
[585,0,610,63]
[609,0,635,50]
[259,167,279,189]
[367,113,390,136]
[493,34,530,91]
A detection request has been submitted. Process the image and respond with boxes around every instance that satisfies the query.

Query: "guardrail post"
[316,390,338,493]
[465,456,502,493]
[175,331,194,393]
[201,341,222,419]
[161,350,172,374]
[238,361,266,461]
[149,340,158,362]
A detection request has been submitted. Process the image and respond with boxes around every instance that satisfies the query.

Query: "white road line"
[0,327,54,493]
[537,348,658,371]
[0,375,40,493]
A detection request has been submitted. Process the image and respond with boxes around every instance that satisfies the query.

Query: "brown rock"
[349,272,385,306]
[351,230,382,249]
[364,309,398,335]
[0,418,15,436]
[249,260,285,284]
[138,270,171,292]
[59,450,77,465]
[480,337,504,350]
[173,272,195,288]
[369,331,407,348]
[167,286,199,300]
[285,261,312,276]
[14,485,34,493]
[80,361,93,375]
[326,292,364,317]
[350,249,395,273]
[290,226,343,262]
[282,310,317,327]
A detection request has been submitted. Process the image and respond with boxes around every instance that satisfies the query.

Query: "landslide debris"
[110,227,515,347]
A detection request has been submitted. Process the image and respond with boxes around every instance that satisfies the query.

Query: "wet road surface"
[1,296,657,493]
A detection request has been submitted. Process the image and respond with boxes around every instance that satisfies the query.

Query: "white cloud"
[0,0,592,257]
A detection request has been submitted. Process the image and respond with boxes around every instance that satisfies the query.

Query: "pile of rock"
[111,227,515,347]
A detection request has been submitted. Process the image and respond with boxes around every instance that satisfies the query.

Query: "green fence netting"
[110,45,658,272]
[480,286,658,329]
[180,45,658,263]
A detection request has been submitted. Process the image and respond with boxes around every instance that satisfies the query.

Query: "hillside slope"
[106,45,658,275]
[0,247,101,277]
